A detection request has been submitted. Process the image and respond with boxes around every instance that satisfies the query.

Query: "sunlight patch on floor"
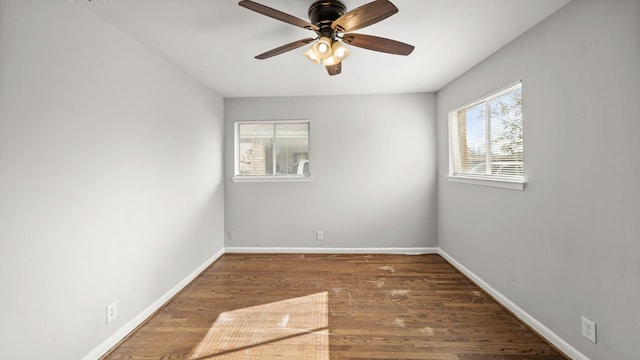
[189,292,329,359]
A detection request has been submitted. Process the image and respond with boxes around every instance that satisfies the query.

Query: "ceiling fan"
[238,0,415,76]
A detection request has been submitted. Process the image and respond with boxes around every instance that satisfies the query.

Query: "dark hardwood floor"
[101,253,568,360]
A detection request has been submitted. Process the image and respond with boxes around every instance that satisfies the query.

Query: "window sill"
[232,176,314,183]
[446,175,525,191]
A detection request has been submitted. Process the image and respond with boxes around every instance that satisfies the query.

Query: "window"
[234,121,311,182]
[449,82,524,188]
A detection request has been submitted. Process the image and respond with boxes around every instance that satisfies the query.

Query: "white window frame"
[232,120,313,183]
[447,82,526,191]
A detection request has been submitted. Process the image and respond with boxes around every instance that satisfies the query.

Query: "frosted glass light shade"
[304,48,321,64]
[311,37,333,60]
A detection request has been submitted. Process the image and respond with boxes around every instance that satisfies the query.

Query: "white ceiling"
[77,0,571,98]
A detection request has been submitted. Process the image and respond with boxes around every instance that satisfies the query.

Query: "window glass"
[450,82,523,180]
[275,123,309,176]
[236,121,310,178]
[238,123,274,176]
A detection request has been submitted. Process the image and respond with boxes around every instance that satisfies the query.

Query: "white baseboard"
[224,247,439,255]
[437,249,588,360]
[81,248,225,360]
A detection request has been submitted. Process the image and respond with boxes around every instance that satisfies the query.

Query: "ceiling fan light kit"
[238,0,414,76]
[304,37,351,66]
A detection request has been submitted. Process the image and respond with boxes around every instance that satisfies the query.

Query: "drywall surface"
[0,1,224,359]
[437,1,640,359]
[225,93,437,250]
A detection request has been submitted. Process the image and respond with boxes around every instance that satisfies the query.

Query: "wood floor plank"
[101,254,568,360]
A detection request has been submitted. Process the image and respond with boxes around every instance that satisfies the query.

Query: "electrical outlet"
[581,315,596,343]
[106,302,118,324]
[227,231,235,240]
[316,231,324,241]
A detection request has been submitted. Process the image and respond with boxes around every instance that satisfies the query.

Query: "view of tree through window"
[450,83,523,178]
[237,122,310,177]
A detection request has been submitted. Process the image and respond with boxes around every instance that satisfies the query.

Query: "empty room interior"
[1,0,639,359]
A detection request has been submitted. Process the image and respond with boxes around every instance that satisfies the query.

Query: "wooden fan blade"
[326,62,342,76]
[331,0,398,33]
[255,38,316,60]
[342,34,414,55]
[239,0,319,31]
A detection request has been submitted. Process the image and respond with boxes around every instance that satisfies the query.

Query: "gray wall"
[437,1,640,359]
[225,94,437,250]
[0,1,225,359]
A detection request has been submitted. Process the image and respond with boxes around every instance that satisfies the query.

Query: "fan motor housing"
[308,0,347,32]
